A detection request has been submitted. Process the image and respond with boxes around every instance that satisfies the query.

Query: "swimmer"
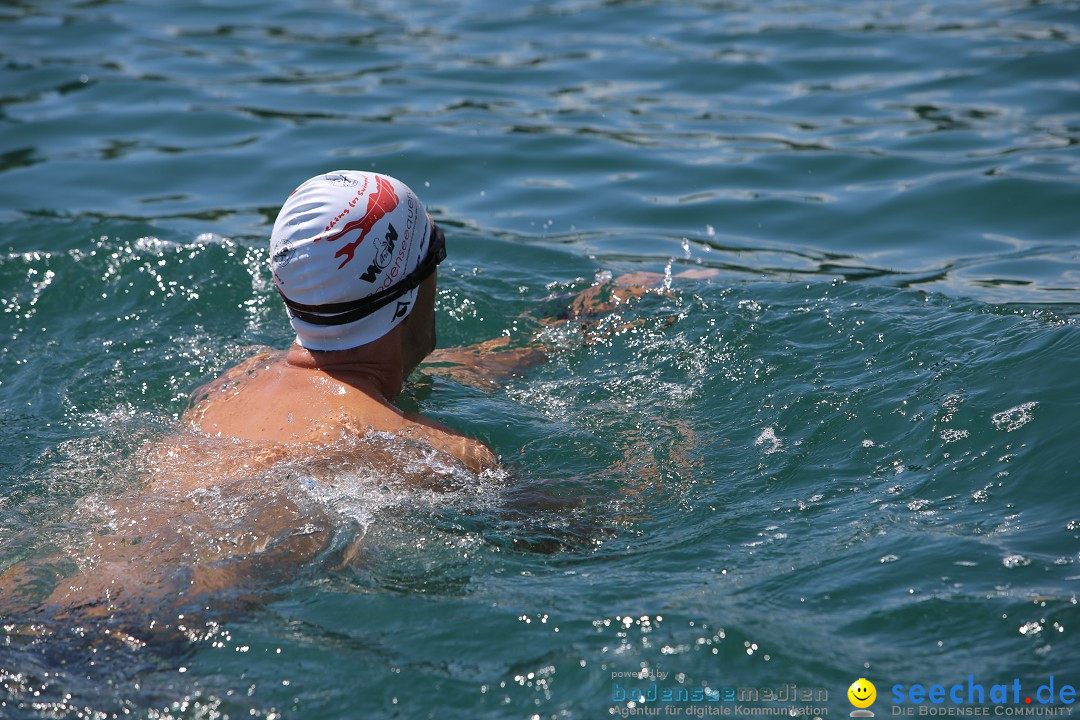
[0,170,715,639]
[184,170,499,474]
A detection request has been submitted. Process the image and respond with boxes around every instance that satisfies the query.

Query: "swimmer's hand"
[563,268,720,319]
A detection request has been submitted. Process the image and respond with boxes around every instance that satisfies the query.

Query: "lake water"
[1,0,1079,718]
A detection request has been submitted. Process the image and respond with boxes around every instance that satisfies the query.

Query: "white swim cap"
[269,171,440,351]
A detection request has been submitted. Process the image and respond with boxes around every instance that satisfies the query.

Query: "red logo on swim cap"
[323,176,400,270]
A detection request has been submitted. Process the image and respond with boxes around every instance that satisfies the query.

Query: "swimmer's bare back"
[184,344,499,476]
[6,345,498,628]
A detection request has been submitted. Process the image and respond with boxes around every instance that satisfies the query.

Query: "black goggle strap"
[277,223,446,327]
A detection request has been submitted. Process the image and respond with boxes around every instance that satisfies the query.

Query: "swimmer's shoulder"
[182,350,497,472]
[397,410,499,475]
[186,350,284,408]
[183,350,331,441]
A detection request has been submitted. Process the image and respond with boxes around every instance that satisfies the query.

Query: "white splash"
[992,402,1038,432]
[755,427,782,454]
[940,429,970,444]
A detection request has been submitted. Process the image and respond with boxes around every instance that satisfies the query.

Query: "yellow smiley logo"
[848,678,876,708]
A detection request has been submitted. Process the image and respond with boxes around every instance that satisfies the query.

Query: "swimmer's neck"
[285,339,405,402]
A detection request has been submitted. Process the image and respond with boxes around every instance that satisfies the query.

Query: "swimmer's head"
[269,171,445,351]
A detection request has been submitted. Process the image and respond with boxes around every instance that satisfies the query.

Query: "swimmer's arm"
[420,269,718,390]
[422,337,548,391]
